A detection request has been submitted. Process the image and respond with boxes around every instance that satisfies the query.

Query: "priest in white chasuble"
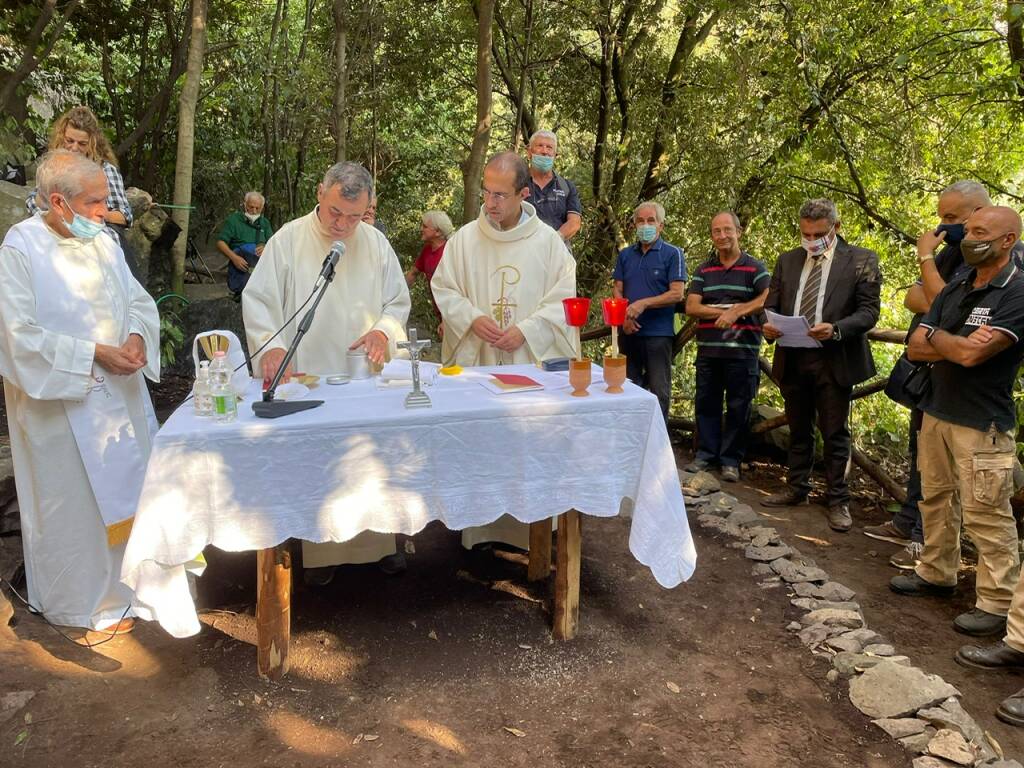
[431,151,577,550]
[0,150,160,631]
[243,161,410,584]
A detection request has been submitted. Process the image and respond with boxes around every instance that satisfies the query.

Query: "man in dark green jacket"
[217,191,273,296]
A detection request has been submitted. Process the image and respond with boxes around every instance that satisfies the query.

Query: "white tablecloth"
[122,364,696,637]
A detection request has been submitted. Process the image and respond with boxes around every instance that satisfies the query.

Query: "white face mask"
[801,226,836,257]
[244,212,260,224]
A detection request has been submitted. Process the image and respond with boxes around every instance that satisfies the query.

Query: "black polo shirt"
[918,261,1024,432]
[526,172,582,232]
[688,251,770,359]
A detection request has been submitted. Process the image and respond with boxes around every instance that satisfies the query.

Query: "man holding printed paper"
[432,151,576,549]
[760,199,881,532]
[0,150,160,631]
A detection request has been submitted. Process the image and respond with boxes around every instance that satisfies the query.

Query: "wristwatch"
[918,253,935,264]
[831,325,842,341]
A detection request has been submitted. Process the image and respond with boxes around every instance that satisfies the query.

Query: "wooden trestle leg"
[256,542,291,680]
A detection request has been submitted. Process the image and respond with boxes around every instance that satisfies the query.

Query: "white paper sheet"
[765,310,822,348]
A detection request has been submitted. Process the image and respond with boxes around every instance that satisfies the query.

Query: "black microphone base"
[252,399,324,419]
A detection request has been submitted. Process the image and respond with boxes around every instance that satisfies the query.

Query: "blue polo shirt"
[612,238,687,337]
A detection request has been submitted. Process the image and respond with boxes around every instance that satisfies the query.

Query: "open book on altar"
[477,372,545,395]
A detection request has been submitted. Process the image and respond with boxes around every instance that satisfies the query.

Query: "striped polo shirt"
[689,251,770,358]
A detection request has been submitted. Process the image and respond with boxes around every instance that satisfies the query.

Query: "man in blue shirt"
[612,201,686,420]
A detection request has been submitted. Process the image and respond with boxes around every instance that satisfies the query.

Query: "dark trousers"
[779,349,853,506]
[621,334,673,421]
[892,407,924,542]
[694,356,760,467]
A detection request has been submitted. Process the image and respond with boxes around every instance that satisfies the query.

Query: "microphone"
[319,240,345,282]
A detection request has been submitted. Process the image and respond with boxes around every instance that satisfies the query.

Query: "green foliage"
[5,0,1024,461]
[158,306,186,368]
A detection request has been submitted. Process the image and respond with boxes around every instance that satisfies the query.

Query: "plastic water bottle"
[193,360,213,418]
[210,350,237,423]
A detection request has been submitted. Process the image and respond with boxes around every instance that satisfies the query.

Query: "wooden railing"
[580,318,909,502]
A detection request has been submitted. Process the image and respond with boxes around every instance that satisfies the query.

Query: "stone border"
[683,469,1022,768]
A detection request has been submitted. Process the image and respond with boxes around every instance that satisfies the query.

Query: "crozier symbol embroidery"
[492,265,521,328]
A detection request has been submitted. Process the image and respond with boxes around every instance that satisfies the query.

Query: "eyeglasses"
[479,189,511,202]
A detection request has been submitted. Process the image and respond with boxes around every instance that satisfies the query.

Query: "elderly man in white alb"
[0,150,160,632]
[432,151,577,550]
[243,161,410,585]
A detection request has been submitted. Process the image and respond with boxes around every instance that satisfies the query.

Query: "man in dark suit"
[761,199,882,532]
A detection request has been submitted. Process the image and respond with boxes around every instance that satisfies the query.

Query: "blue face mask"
[935,222,965,245]
[531,155,554,173]
[61,197,105,239]
[637,224,658,244]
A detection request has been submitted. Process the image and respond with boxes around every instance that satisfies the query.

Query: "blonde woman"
[26,105,133,227]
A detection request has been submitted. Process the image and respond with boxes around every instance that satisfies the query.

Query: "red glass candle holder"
[562,297,591,327]
[602,298,628,327]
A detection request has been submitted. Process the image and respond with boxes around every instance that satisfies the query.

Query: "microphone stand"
[252,267,335,419]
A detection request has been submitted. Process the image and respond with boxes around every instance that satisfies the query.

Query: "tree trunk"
[462,0,495,224]
[638,10,720,201]
[0,0,82,116]
[170,0,208,295]
[332,0,349,163]
[262,0,285,199]
[511,0,533,150]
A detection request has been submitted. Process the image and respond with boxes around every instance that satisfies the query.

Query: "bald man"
[891,206,1024,639]
[868,181,1024,569]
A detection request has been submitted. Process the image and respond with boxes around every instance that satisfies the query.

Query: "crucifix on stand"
[398,328,432,409]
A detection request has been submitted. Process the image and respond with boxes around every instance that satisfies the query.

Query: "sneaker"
[685,459,711,473]
[720,465,740,483]
[761,489,809,508]
[954,608,1007,637]
[889,542,923,570]
[863,521,912,546]
[825,503,853,533]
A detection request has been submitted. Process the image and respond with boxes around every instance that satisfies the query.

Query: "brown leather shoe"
[956,641,1024,671]
[998,688,1024,727]
[825,503,852,533]
[99,618,135,634]
[761,489,808,508]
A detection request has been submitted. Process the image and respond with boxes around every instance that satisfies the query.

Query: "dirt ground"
[0,387,1020,766]
[731,462,1024,760]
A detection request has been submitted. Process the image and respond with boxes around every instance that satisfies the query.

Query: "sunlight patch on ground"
[266,710,352,757]
[401,718,467,755]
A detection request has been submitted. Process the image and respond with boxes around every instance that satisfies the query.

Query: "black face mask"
[935,222,965,245]
[960,235,1006,266]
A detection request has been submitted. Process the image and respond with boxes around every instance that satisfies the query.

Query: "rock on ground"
[793,581,856,601]
[684,471,720,495]
[872,717,928,739]
[833,652,910,679]
[926,728,976,766]
[799,608,863,629]
[745,544,793,562]
[917,698,994,761]
[771,558,829,583]
[849,662,961,719]
[0,691,36,725]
